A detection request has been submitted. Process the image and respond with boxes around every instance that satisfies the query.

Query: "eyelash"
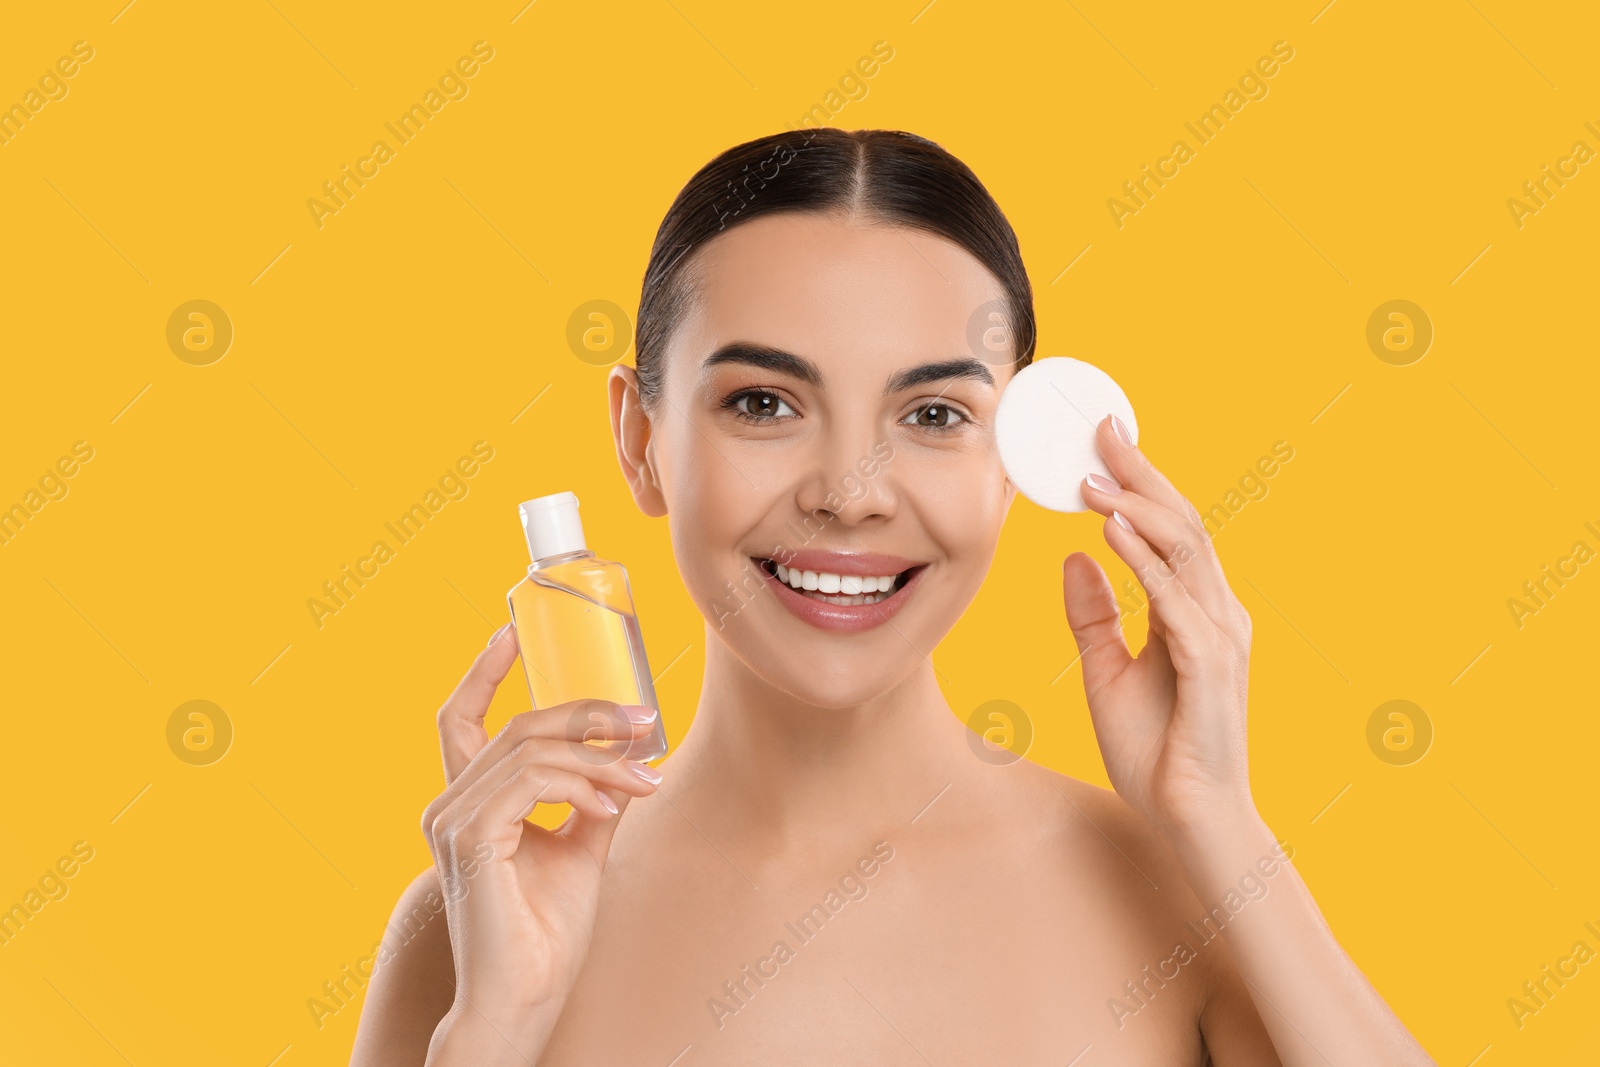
[719,388,971,434]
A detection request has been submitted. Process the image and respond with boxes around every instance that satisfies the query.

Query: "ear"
[609,364,667,517]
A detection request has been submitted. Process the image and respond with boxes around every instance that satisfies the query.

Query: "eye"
[901,401,968,433]
[722,389,797,423]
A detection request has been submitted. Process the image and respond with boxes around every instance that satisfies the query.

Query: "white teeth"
[804,591,886,606]
[770,562,905,603]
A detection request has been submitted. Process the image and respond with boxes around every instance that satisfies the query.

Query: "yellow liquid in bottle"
[507,553,666,762]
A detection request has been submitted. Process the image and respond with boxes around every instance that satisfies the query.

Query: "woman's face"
[613,210,1020,709]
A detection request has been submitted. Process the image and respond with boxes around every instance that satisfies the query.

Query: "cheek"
[908,441,1004,508]
[659,426,778,576]
[902,449,1009,567]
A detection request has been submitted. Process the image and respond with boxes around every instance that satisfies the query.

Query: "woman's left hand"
[1062,414,1257,838]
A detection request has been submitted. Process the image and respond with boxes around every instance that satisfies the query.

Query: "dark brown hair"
[633,128,1036,411]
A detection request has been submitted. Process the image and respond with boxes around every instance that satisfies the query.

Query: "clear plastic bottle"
[506,492,668,762]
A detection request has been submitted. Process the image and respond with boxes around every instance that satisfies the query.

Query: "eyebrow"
[701,342,996,395]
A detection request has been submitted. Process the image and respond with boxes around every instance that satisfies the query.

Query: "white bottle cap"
[994,357,1138,512]
[519,491,587,561]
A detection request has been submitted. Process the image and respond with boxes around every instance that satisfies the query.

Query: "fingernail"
[1085,472,1121,495]
[597,791,619,815]
[1111,415,1134,447]
[488,622,512,647]
[628,761,662,784]
[619,705,658,724]
[1113,510,1133,532]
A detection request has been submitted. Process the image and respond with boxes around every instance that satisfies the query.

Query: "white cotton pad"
[994,357,1138,512]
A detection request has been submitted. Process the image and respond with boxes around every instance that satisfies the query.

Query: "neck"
[665,624,974,865]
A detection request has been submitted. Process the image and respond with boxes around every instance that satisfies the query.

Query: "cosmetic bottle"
[507,492,668,762]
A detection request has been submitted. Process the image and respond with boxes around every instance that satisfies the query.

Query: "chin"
[771,663,912,711]
[705,620,896,708]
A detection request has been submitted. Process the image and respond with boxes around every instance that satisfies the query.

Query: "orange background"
[2,1,1597,1063]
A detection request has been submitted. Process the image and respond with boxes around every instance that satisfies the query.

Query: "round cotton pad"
[994,357,1138,512]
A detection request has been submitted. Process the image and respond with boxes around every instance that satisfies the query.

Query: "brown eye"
[742,393,783,417]
[723,390,797,421]
[905,403,966,430]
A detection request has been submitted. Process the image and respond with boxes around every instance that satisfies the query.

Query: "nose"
[794,420,896,526]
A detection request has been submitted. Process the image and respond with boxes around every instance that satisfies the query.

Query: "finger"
[447,700,660,798]
[458,758,625,848]
[426,764,627,973]
[437,753,653,869]
[432,764,617,907]
[1101,509,1224,676]
[439,623,521,784]
[562,782,637,864]
[1062,551,1134,702]
[1080,473,1234,626]
[1093,416,1204,535]
[422,733,661,851]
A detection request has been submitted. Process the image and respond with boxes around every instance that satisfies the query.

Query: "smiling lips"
[751,549,929,633]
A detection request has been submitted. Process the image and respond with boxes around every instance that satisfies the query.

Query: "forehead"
[673,211,1010,382]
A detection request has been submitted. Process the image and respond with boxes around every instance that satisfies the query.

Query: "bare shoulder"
[998,760,1280,1059]
[349,866,457,1067]
[994,762,1231,975]
[993,758,1190,904]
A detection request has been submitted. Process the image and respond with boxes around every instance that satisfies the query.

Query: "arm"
[348,624,665,1066]
[1065,414,1433,1066]
[349,869,456,1067]
[350,865,568,1067]
[1176,807,1427,1065]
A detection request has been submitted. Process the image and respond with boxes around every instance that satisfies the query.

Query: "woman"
[352,128,1434,1065]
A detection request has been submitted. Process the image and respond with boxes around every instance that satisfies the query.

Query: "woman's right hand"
[422,621,663,1055]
